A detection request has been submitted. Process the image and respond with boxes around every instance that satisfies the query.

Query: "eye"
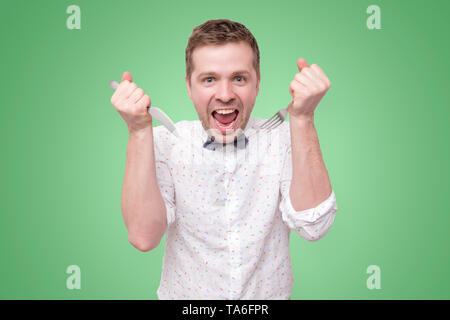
[235,76,244,82]
[204,77,214,83]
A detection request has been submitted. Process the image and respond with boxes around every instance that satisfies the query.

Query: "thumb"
[121,71,133,82]
[297,58,309,72]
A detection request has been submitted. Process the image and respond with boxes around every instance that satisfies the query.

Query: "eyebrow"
[197,70,251,79]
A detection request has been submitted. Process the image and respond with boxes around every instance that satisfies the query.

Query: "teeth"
[215,109,236,114]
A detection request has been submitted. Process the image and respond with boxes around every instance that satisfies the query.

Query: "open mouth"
[211,109,240,134]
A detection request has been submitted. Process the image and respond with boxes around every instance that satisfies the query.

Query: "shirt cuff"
[280,189,338,241]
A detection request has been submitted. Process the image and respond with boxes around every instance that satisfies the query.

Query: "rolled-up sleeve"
[279,146,338,241]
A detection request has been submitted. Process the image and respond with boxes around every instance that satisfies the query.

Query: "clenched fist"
[110,71,153,134]
[288,58,331,121]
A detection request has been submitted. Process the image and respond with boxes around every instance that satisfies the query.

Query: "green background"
[1,0,449,299]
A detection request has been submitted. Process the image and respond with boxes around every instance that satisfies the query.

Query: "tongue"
[213,111,238,124]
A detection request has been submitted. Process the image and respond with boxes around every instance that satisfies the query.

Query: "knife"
[109,80,179,137]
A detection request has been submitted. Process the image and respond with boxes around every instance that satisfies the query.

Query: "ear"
[185,75,192,99]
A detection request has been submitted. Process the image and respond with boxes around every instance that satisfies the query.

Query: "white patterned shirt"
[152,116,338,300]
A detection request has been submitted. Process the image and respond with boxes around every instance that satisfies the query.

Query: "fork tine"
[260,106,289,130]
[260,114,278,129]
[264,118,283,130]
[261,115,281,129]
[260,114,280,129]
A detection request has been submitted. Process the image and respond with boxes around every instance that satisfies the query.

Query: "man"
[110,19,338,300]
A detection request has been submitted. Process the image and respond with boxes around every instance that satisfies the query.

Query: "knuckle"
[304,87,313,96]
[123,100,133,109]
[317,83,326,92]
[135,99,144,108]
[128,106,136,114]
[119,80,130,89]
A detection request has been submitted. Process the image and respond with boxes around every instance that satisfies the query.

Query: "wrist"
[129,126,153,140]
[289,114,314,127]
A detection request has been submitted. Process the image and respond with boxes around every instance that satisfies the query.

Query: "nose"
[215,80,235,103]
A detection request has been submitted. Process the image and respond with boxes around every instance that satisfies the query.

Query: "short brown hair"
[185,19,260,85]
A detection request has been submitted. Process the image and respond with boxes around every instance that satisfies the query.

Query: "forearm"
[288,116,332,211]
[121,127,167,251]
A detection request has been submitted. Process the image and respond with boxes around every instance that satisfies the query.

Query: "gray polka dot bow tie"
[202,134,249,151]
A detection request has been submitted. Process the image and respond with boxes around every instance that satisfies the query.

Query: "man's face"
[186,41,260,144]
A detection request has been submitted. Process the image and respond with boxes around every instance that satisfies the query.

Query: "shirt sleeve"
[153,127,176,231]
[279,145,338,241]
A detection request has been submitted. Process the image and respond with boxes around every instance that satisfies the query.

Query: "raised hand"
[110,71,153,134]
[288,58,331,121]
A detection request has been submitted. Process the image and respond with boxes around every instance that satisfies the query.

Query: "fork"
[259,106,289,130]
